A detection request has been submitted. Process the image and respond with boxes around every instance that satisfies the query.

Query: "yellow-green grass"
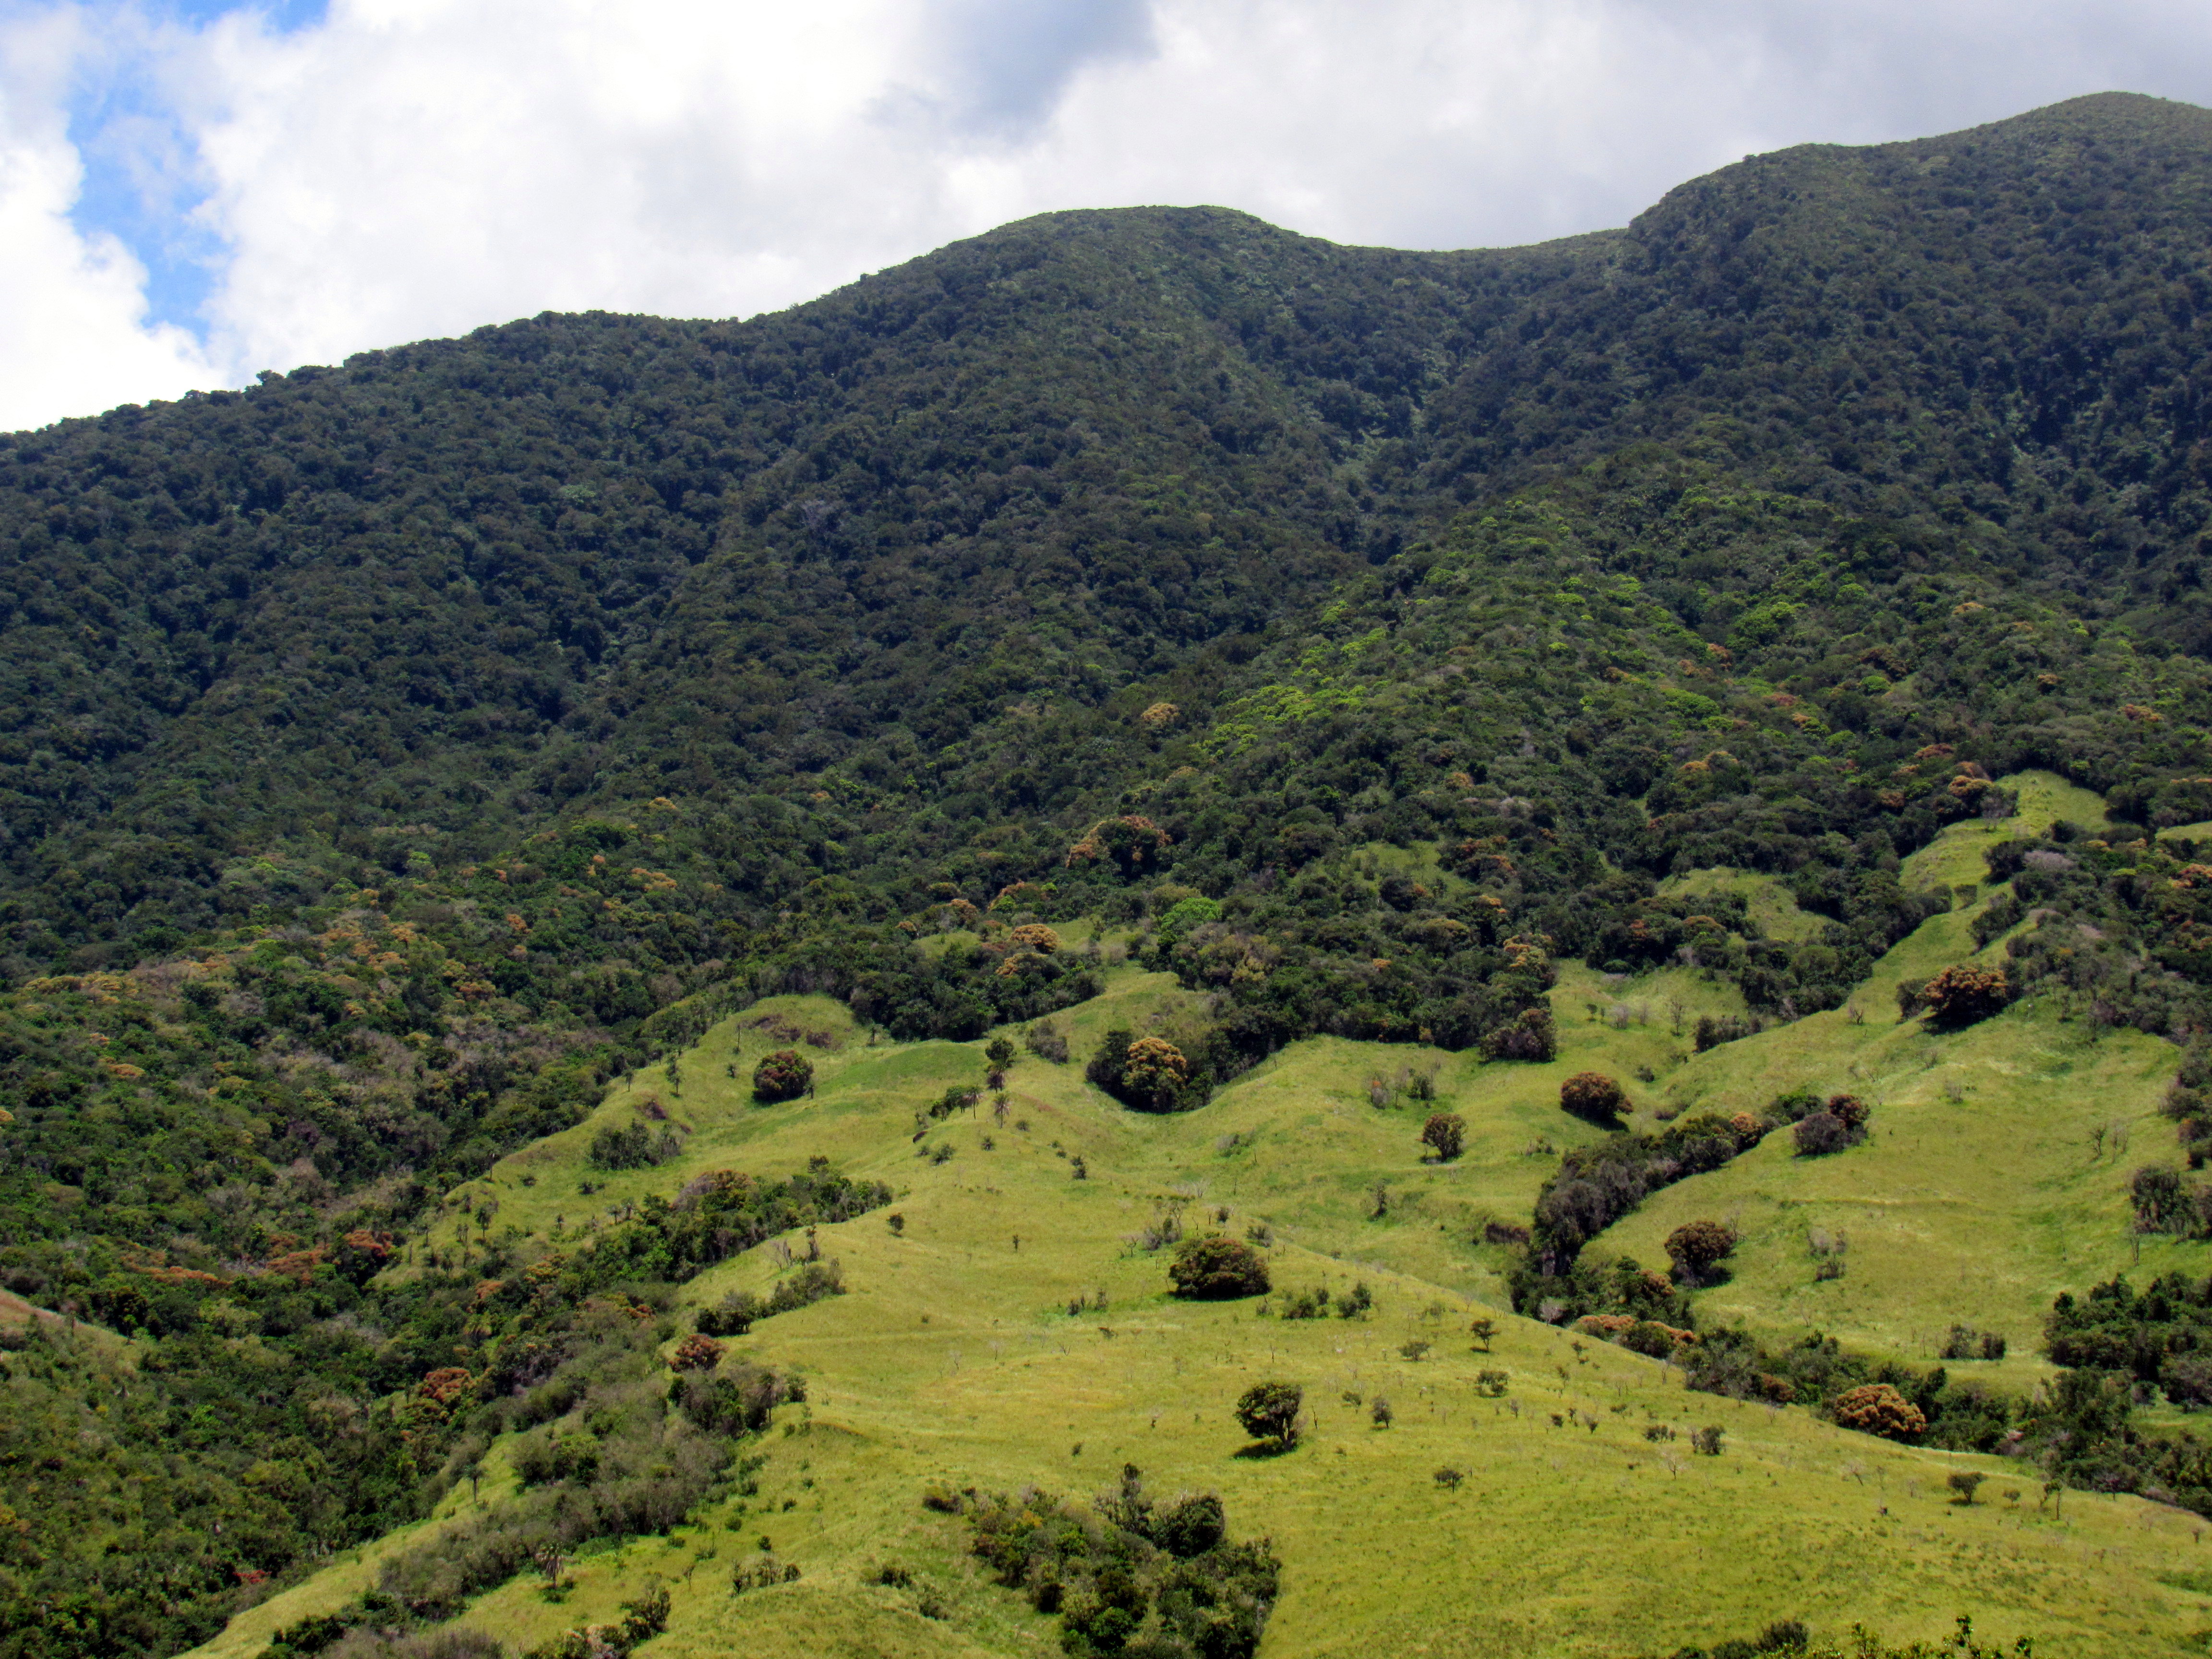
[204,1035,2212,1659]
[195,993,2212,1647]
[1593,773,2188,1384]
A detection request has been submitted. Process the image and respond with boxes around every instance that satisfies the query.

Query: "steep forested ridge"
[1430,95,2212,618]
[11,91,2212,1659]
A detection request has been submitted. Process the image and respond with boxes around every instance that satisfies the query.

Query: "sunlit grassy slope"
[1594,772,2188,1390]
[190,774,2212,1659]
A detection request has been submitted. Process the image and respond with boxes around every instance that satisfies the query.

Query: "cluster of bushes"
[694,1260,845,1336]
[547,1162,890,1292]
[2047,1273,2212,1404]
[1519,1106,1770,1281]
[960,1465,1281,1659]
[1692,1013,1769,1053]
[210,1164,848,1649]
[1767,1089,1873,1157]
[1938,1325,2008,1362]
[1145,876,1562,1061]
[1573,1313,1695,1358]
[1678,1328,2009,1450]
[1270,1281,1372,1321]
[588,1119,686,1170]
[1962,832,2212,1042]
[781,925,1105,1043]
[1623,1616,2035,1659]
[1592,874,1942,1019]
[2127,1165,2212,1238]
[258,1297,796,1638]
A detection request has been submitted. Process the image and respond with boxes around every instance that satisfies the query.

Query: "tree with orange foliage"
[1831,1382,1927,1441]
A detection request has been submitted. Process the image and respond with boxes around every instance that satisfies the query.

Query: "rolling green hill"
[15,90,2212,1659]
[172,971,2212,1658]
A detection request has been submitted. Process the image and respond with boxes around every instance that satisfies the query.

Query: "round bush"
[1918,964,2012,1026]
[1831,1382,1927,1441]
[1168,1235,1270,1299]
[671,1334,725,1372]
[1121,1037,1190,1109]
[1621,1320,1686,1359]
[1560,1071,1629,1123]
[1664,1219,1736,1284]
[1419,1112,1467,1162]
[751,1048,813,1103]
[1233,1380,1303,1447]
[1793,1111,1854,1156]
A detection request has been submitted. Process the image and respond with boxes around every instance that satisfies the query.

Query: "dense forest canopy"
[11,89,2212,1658]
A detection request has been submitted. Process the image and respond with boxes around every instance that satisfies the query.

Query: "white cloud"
[0,4,214,429]
[10,0,2212,428]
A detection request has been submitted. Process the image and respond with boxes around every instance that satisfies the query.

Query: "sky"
[3,0,2211,431]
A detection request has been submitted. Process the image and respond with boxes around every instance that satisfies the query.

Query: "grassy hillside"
[1590,774,2183,1383]
[179,948,2212,1659]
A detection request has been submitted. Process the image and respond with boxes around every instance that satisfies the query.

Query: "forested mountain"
[14,93,2212,973]
[11,89,2212,1659]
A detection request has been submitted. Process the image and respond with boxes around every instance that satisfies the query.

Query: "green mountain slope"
[14,91,2212,1659]
[168,981,2212,1659]
[1429,94,2212,622]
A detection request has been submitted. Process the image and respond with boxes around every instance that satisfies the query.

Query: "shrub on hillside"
[1664,1220,1737,1286]
[1517,1114,1766,1290]
[1419,1112,1467,1162]
[589,1120,683,1170]
[1560,1071,1628,1125]
[2128,1164,2212,1237]
[1792,1112,1853,1156]
[1938,1324,2007,1361]
[1065,815,1172,878]
[1693,1013,1767,1052]
[694,1261,846,1336]
[1169,1235,1271,1300]
[1087,1028,1216,1111]
[965,1467,1279,1657]
[1479,1006,1558,1062]
[1831,1382,1928,1441]
[1233,1381,1304,1449]
[751,1048,813,1103]
[1621,1319,1694,1358]
[1024,1019,1070,1063]
[1123,1037,1190,1103]
[670,1334,724,1372]
[1910,964,2013,1027]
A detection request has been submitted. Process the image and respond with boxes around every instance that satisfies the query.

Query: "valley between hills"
[16,90,2212,1659]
